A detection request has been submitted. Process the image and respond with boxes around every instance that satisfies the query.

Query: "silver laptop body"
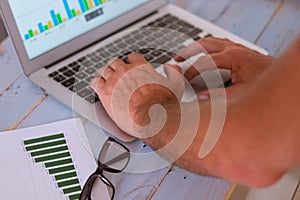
[0,0,267,142]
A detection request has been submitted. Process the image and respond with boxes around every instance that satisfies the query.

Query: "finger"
[184,53,234,81]
[102,67,115,80]
[174,37,227,62]
[89,77,105,91]
[127,53,148,65]
[95,66,108,77]
[184,65,200,82]
[164,64,182,79]
[184,55,216,81]
[108,57,126,71]
[164,64,185,97]
[174,41,206,62]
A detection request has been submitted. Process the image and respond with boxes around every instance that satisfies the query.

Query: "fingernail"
[198,95,210,100]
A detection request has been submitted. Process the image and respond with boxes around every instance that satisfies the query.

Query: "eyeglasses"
[80,137,130,200]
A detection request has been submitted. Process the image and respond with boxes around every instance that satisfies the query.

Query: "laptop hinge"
[45,10,158,70]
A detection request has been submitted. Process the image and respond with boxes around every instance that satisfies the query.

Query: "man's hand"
[90,53,184,137]
[87,36,300,188]
[175,37,273,99]
[0,44,5,54]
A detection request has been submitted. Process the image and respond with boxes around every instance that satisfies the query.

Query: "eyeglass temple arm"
[103,152,130,167]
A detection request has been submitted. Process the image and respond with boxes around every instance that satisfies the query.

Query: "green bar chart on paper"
[24,133,81,200]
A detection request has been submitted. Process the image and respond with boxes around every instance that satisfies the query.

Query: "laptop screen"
[8,0,149,60]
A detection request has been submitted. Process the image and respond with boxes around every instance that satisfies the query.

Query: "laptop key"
[138,49,150,55]
[126,38,136,44]
[85,94,100,104]
[77,72,88,80]
[187,28,203,37]
[166,51,177,58]
[85,68,96,75]
[54,75,66,82]
[69,81,88,92]
[68,62,78,67]
[193,36,201,41]
[117,43,127,49]
[151,50,162,57]
[94,63,103,69]
[87,52,96,58]
[108,47,118,53]
[78,56,87,63]
[48,71,58,78]
[91,56,102,63]
[144,55,154,61]
[137,41,147,47]
[62,77,76,87]
[82,60,93,67]
[71,64,81,72]
[99,51,110,58]
[63,70,75,77]
[58,66,68,73]
[152,55,171,65]
[86,76,94,83]
[77,88,93,98]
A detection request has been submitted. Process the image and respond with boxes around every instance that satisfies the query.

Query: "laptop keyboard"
[48,14,213,104]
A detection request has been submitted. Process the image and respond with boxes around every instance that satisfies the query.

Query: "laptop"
[0,0,267,142]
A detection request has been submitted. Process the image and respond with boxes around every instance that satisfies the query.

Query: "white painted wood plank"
[152,166,230,200]
[212,0,281,43]
[17,96,73,129]
[257,0,300,56]
[183,0,232,22]
[0,75,45,131]
[0,38,23,94]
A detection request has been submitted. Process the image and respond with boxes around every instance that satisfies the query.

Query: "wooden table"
[1,0,300,199]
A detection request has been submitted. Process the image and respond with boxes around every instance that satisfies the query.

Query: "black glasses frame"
[79,137,130,200]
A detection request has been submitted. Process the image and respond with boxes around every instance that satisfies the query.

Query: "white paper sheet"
[0,118,110,200]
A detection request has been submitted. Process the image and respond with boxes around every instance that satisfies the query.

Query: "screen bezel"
[0,0,166,75]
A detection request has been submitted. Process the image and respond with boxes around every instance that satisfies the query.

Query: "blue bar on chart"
[50,10,59,26]
[38,23,44,33]
[24,34,30,40]
[94,0,100,6]
[63,0,73,19]
[78,0,86,13]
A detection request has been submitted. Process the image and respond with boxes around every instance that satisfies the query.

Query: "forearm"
[142,36,300,185]
[142,97,289,187]
[235,36,300,170]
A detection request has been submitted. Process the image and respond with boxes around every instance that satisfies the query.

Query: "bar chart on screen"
[22,0,109,41]
[8,0,148,59]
